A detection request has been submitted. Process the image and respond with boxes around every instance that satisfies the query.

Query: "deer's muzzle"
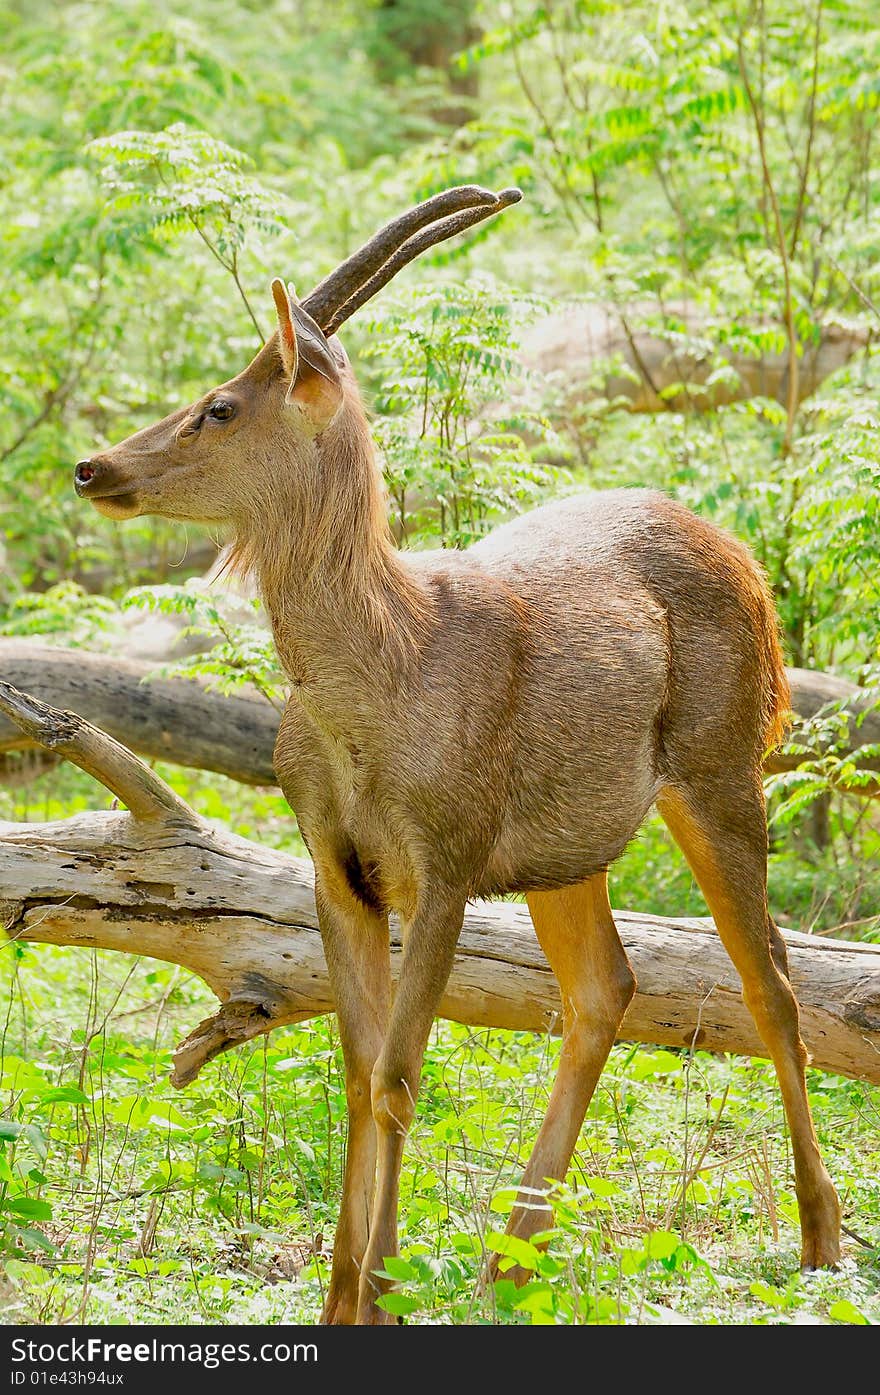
[74,458,145,519]
[74,458,129,500]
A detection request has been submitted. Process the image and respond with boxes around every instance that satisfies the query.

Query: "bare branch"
[738,33,800,454]
[0,681,199,826]
[790,0,823,260]
[173,997,312,1087]
[0,640,278,787]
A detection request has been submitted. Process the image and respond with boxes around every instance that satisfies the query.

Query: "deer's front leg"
[356,887,467,1325]
[314,868,391,1326]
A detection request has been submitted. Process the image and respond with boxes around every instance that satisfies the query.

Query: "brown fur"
[75,289,838,1324]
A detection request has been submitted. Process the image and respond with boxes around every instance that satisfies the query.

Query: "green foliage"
[364,277,560,544]
[123,583,285,707]
[1,937,877,1325]
[767,689,880,827]
[87,124,291,337]
[1,582,118,647]
[0,0,472,594]
[0,1112,55,1259]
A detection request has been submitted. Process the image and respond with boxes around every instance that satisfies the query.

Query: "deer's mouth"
[74,475,134,502]
[89,494,142,520]
[76,482,143,518]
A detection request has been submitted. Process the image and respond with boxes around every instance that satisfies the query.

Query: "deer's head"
[74,186,522,529]
[74,286,348,526]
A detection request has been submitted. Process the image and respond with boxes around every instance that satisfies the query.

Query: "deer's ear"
[270,279,343,429]
[271,278,299,380]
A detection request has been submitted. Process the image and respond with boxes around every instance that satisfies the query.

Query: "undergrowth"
[1,769,878,1327]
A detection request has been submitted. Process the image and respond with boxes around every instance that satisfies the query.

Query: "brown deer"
[74,186,840,1323]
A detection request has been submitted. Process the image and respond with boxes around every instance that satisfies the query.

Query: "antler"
[301,185,522,334]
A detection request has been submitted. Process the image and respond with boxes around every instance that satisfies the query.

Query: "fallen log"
[522,303,871,414]
[1,682,878,1086]
[0,639,278,787]
[0,641,877,795]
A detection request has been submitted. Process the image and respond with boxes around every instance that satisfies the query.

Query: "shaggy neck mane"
[229,385,430,661]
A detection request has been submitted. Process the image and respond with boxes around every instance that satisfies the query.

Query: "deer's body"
[74,187,840,1324]
[273,486,733,909]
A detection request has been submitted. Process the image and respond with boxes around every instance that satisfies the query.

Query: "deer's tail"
[755,568,791,753]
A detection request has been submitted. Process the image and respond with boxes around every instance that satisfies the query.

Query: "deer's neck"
[235,399,431,703]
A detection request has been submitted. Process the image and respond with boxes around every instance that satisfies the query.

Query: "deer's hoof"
[800,1232,841,1271]
[320,1291,358,1325]
[799,1182,842,1270]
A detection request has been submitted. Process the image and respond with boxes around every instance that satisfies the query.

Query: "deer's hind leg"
[491,873,635,1280]
[657,782,840,1269]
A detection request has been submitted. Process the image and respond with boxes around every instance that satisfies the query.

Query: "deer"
[73,185,841,1323]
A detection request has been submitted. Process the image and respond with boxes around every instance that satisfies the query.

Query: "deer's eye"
[207,400,235,421]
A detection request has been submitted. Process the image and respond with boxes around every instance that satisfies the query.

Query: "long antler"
[301,185,522,334]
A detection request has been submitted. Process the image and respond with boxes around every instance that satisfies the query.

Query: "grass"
[1,764,879,1326]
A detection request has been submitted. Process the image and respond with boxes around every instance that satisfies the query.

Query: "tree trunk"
[372,0,478,127]
[2,683,878,1089]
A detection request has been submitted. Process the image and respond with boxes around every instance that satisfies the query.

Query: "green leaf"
[8,1227,56,1256]
[644,1230,682,1261]
[488,1188,518,1215]
[630,1050,684,1080]
[829,1300,870,1325]
[40,1086,90,1105]
[375,1256,417,1281]
[375,1292,419,1317]
[514,1283,555,1315]
[585,1176,621,1198]
[486,1231,540,1272]
[5,1197,52,1221]
[749,1281,788,1310]
[451,1232,482,1256]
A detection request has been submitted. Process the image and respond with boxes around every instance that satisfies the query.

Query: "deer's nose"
[74,459,101,495]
